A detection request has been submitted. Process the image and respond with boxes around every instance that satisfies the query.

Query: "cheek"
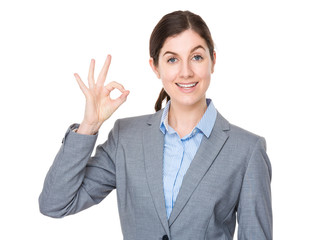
[161,76,174,89]
[160,67,178,83]
[194,65,212,81]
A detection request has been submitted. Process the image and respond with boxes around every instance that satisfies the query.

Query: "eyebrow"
[163,45,206,56]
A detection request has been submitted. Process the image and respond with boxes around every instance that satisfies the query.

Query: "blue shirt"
[160,99,217,219]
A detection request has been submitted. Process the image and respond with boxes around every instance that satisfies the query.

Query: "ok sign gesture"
[74,55,130,135]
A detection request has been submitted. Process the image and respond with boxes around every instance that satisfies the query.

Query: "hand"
[74,55,130,135]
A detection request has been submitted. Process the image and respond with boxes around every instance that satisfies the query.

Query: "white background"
[1,0,321,239]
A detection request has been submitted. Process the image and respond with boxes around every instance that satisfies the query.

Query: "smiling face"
[150,29,216,109]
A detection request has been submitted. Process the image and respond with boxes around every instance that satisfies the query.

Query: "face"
[150,29,216,108]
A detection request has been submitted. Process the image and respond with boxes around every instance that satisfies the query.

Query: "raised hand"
[74,55,130,135]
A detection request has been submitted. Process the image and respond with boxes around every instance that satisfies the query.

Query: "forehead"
[160,29,208,54]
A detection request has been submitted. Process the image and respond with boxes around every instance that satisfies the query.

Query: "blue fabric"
[160,99,217,219]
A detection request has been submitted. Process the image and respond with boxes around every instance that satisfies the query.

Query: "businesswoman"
[39,10,272,240]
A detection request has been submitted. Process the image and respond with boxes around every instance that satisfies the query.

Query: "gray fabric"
[39,110,272,240]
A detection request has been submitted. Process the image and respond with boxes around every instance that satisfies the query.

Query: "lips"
[175,82,198,88]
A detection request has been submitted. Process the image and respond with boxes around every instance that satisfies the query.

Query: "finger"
[97,54,111,87]
[119,90,130,101]
[74,73,89,96]
[104,81,126,93]
[88,59,95,89]
[111,90,130,108]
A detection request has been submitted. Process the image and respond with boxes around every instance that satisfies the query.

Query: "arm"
[237,137,273,239]
[39,54,129,217]
[39,121,119,218]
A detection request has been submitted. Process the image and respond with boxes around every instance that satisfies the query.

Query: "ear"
[211,51,216,73]
[149,57,161,79]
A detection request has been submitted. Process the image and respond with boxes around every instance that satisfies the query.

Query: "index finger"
[104,81,127,94]
[97,54,112,87]
[87,59,95,89]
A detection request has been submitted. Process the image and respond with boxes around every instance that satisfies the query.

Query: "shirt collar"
[160,98,217,138]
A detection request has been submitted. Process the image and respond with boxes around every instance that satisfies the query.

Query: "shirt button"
[162,235,169,240]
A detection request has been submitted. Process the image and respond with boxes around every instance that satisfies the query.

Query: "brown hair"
[150,10,215,111]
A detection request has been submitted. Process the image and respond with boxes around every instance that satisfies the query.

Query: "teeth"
[176,82,197,88]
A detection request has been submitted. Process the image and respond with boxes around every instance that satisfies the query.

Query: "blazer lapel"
[168,112,230,227]
[143,110,170,236]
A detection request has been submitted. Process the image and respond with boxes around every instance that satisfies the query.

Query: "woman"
[39,10,272,240]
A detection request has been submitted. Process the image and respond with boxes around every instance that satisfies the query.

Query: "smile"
[175,82,198,88]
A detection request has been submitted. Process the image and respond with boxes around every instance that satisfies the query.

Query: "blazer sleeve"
[237,137,273,240]
[39,121,120,218]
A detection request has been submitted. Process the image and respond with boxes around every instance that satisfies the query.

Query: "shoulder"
[230,123,264,143]
[231,123,266,152]
[217,112,266,150]
[216,112,270,174]
[114,110,163,134]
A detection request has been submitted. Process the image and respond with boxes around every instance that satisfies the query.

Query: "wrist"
[77,122,102,135]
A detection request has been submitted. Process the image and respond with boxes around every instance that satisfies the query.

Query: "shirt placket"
[171,137,185,209]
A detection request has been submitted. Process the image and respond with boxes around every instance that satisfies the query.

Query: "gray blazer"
[39,110,272,240]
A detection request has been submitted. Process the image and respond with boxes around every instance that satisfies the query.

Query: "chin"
[172,95,206,107]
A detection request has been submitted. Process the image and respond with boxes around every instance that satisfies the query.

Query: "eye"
[192,55,203,61]
[167,57,178,63]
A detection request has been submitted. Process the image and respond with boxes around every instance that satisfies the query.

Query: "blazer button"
[162,235,169,240]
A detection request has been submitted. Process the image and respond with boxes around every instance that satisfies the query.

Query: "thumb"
[113,90,130,108]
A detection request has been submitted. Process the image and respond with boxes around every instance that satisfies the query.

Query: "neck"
[168,98,208,138]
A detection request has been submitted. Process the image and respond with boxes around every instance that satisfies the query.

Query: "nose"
[179,61,193,79]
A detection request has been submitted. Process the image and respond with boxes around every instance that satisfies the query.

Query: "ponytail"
[154,88,170,112]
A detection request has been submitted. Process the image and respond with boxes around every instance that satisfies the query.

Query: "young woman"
[39,10,272,240]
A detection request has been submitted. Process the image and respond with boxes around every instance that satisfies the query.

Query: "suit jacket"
[39,110,272,240]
